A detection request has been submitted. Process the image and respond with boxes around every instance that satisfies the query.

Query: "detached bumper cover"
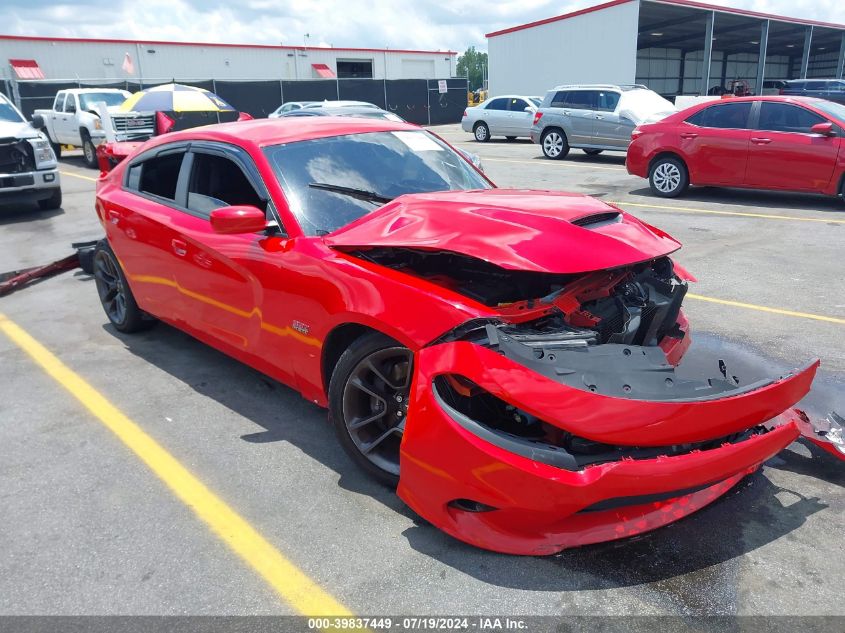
[398,342,836,555]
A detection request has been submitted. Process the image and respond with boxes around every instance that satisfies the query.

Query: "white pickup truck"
[0,92,61,211]
[35,89,155,168]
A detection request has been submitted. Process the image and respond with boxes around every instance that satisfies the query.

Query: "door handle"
[171,239,188,257]
[563,110,571,116]
[751,137,772,144]
[680,132,699,140]
[595,115,604,120]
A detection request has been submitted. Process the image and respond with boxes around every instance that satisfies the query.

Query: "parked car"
[531,84,676,159]
[0,92,61,210]
[461,95,542,142]
[780,79,845,105]
[761,79,788,96]
[92,117,841,555]
[302,100,379,110]
[627,96,845,201]
[279,105,405,122]
[35,89,155,168]
[269,101,317,117]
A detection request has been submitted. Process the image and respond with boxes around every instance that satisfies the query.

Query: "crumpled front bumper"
[398,342,840,555]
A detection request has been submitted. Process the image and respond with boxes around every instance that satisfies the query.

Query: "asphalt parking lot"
[0,127,843,618]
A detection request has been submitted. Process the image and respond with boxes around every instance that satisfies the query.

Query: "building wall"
[0,37,455,82]
[488,0,641,96]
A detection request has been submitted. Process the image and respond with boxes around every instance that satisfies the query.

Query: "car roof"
[142,116,420,149]
[550,84,649,92]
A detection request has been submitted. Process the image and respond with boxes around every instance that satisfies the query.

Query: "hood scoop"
[326,189,680,275]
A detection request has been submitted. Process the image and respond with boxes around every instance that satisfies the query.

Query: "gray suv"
[531,84,675,159]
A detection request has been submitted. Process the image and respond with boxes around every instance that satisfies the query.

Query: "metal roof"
[486,0,845,38]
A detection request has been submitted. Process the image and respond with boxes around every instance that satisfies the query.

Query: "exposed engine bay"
[353,248,688,351]
[0,138,36,174]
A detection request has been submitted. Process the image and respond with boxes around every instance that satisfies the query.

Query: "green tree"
[456,46,488,91]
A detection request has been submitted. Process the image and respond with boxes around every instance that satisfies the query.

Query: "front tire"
[81,131,98,169]
[329,332,413,487]
[474,121,490,143]
[37,188,62,211]
[541,128,569,160]
[93,240,154,333]
[649,156,689,198]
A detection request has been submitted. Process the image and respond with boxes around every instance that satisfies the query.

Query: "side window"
[64,94,77,113]
[53,92,66,111]
[509,98,530,112]
[136,152,186,201]
[757,103,827,134]
[564,90,597,110]
[485,98,508,111]
[686,102,752,129]
[186,152,264,217]
[550,91,569,107]
[805,81,826,91]
[596,91,621,112]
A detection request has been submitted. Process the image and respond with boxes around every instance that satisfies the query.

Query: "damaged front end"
[388,256,843,555]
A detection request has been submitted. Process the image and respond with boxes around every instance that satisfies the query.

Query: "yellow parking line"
[0,313,352,617]
[613,200,845,224]
[687,294,845,325]
[482,157,625,171]
[60,170,98,183]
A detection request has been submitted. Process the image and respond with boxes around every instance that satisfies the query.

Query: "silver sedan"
[461,95,541,142]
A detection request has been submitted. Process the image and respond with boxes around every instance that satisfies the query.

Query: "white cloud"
[0,0,843,51]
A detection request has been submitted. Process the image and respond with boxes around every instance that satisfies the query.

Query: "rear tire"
[93,240,155,333]
[329,332,413,488]
[649,156,689,198]
[583,149,603,156]
[81,131,98,169]
[37,188,62,211]
[474,121,490,142]
[541,128,569,160]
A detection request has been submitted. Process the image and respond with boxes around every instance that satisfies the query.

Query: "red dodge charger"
[627,96,845,201]
[93,117,844,555]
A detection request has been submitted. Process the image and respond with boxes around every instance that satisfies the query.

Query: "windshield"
[812,99,845,123]
[79,92,128,110]
[265,130,491,236]
[0,98,25,123]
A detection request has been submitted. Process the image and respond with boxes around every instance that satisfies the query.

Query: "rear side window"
[550,91,569,107]
[686,102,752,129]
[757,103,827,134]
[564,91,598,110]
[805,81,826,91]
[53,92,66,111]
[596,91,621,112]
[135,152,185,201]
[485,98,508,111]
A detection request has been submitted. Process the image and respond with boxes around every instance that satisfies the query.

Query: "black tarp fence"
[10,77,468,125]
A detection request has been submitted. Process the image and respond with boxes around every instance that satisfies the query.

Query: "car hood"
[325,189,681,274]
[0,120,40,141]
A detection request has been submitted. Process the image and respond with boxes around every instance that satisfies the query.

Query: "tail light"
[462,109,468,118]
[155,111,175,135]
[533,112,543,126]
[631,127,644,139]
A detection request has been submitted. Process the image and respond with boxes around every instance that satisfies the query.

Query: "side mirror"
[524,106,534,113]
[31,114,45,129]
[209,206,268,234]
[811,122,835,136]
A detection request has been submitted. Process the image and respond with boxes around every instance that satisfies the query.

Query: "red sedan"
[627,96,845,200]
[93,117,843,555]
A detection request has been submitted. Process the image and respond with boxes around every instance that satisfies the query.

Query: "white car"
[269,100,379,118]
[461,95,542,142]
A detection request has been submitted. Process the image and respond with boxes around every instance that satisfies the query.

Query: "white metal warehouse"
[0,35,456,83]
[487,0,845,97]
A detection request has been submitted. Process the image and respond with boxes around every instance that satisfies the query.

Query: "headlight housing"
[94,118,103,130]
[27,135,57,169]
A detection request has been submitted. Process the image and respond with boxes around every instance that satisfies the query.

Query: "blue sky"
[1,0,843,52]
